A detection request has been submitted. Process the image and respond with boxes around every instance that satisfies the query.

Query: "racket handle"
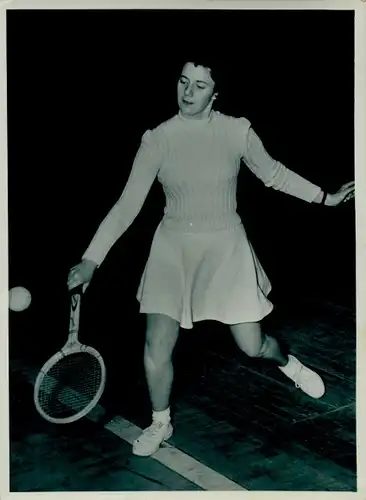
[69,284,82,339]
[69,283,84,296]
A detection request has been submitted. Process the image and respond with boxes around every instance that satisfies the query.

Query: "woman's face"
[177,62,217,118]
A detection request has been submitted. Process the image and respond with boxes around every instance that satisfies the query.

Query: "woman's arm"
[242,127,324,203]
[82,130,163,266]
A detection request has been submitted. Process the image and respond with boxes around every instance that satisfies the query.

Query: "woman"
[67,57,355,457]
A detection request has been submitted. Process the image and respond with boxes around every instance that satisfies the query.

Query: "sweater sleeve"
[82,129,163,266]
[241,124,321,203]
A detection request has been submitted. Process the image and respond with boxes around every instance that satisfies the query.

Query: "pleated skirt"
[136,221,274,329]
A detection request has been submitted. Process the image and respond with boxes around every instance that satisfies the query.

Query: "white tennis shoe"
[279,354,325,399]
[132,421,174,456]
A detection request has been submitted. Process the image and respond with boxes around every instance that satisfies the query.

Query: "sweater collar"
[177,110,215,125]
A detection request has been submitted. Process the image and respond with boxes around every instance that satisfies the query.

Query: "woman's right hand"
[67,259,98,291]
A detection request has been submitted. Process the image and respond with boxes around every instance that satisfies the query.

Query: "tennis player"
[68,57,355,457]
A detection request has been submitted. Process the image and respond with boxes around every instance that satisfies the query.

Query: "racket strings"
[37,352,103,419]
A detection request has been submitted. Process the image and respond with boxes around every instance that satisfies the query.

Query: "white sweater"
[83,111,321,265]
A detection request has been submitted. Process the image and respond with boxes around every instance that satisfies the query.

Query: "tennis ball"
[9,286,32,312]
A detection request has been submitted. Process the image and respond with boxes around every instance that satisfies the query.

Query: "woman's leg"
[230,321,288,366]
[229,321,325,399]
[133,313,180,456]
[144,313,180,412]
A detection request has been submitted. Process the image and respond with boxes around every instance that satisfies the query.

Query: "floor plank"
[8,297,357,492]
[168,399,356,491]
[9,369,201,492]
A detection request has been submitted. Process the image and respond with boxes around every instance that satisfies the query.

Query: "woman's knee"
[229,321,266,358]
[144,313,180,366]
[242,339,268,358]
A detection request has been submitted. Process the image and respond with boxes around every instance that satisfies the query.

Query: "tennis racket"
[34,284,106,424]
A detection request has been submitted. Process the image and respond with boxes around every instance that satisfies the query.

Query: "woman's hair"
[177,55,224,94]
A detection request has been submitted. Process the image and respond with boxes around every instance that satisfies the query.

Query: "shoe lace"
[293,363,306,389]
[144,421,166,439]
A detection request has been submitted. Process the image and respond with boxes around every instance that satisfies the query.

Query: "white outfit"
[83,111,321,328]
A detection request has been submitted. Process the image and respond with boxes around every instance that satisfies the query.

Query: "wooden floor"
[8,297,356,492]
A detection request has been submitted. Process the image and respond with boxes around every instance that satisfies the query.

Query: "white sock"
[152,407,170,425]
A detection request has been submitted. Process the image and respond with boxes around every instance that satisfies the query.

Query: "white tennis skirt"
[136,221,274,329]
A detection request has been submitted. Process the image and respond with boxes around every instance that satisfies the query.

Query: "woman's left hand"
[326,181,355,207]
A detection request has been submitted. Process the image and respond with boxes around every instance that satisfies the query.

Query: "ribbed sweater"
[83,111,321,265]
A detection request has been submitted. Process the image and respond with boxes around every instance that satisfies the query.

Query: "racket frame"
[33,286,106,424]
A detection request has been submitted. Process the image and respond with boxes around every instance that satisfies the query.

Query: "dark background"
[7,10,355,362]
